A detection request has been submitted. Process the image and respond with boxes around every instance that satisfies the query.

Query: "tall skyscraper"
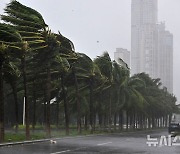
[131,0,173,93]
[131,0,158,76]
[157,22,173,93]
[114,48,130,67]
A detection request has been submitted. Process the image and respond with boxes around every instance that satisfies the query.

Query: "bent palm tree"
[1,1,49,138]
[94,52,113,131]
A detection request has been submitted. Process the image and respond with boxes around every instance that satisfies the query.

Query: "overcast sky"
[0,0,180,101]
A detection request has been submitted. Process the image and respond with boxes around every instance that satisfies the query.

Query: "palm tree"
[135,73,178,129]
[1,1,75,138]
[67,53,100,133]
[94,52,113,131]
[3,61,21,132]
[0,44,7,142]
[67,60,82,134]
[0,23,23,142]
[112,61,126,130]
[1,1,48,139]
[117,72,146,130]
[0,0,178,140]
[68,53,103,133]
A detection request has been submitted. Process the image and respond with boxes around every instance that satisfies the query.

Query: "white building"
[131,0,173,93]
[114,48,130,68]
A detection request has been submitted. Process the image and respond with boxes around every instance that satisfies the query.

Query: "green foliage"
[0,1,178,143]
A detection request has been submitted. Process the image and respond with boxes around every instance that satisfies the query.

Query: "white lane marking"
[51,142,112,153]
[51,147,86,154]
[51,149,71,154]
[97,142,112,146]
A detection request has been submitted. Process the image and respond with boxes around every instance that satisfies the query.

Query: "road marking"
[51,150,71,154]
[97,142,112,146]
[50,142,112,154]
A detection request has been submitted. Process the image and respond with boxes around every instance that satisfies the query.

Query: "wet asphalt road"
[0,129,180,154]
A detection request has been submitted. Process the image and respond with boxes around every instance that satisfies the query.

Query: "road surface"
[0,129,180,154]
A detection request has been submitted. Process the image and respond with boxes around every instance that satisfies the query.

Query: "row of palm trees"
[0,1,178,142]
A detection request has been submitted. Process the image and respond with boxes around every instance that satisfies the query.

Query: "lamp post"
[23,97,25,125]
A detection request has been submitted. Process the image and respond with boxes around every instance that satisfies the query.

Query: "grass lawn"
[4,129,101,143]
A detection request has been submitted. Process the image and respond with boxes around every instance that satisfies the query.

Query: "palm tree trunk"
[21,57,30,140]
[32,82,36,132]
[98,92,103,130]
[46,64,51,137]
[89,79,94,133]
[119,111,123,131]
[104,114,107,131]
[0,63,4,142]
[61,74,69,135]
[56,101,59,129]
[164,116,166,128]
[148,117,151,129]
[109,89,112,132]
[93,110,96,132]
[84,114,88,131]
[11,81,19,133]
[129,111,133,129]
[152,115,155,129]
[133,111,136,130]
[165,115,168,128]
[73,68,81,134]
[114,113,117,131]
[98,112,102,129]
[43,90,47,128]
[126,110,129,131]
[169,114,172,126]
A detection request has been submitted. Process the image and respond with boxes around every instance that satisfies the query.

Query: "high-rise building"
[114,48,130,68]
[131,0,158,26]
[131,0,158,76]
[157,22,173,93]
[131,0,173,93]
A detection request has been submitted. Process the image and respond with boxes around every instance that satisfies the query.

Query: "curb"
[0,139,50,147]
[0,134,104,147]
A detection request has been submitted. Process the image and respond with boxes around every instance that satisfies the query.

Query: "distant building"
[157,22,173,93]
[131,0,158,76]
[114,48,130,68]
[131,0,173,93]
